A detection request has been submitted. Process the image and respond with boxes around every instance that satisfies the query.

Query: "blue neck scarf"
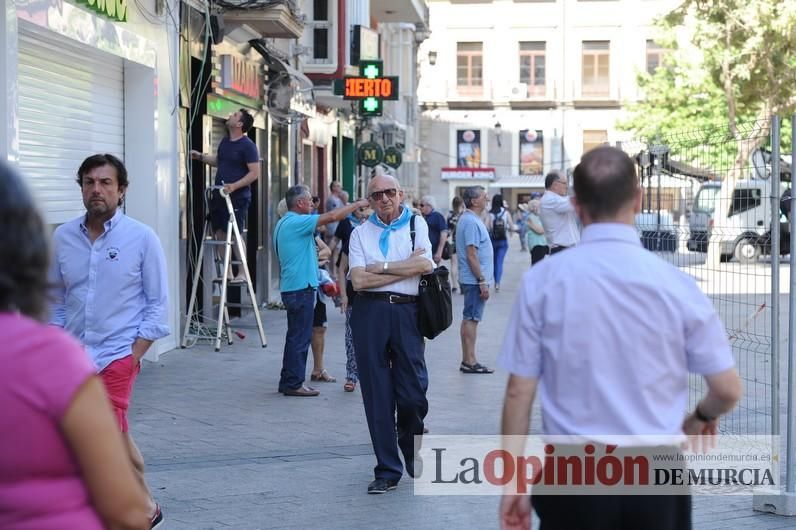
[368,207,411,257]
[347,213,363,227]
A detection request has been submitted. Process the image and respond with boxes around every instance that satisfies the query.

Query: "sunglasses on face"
[370,188,398,201]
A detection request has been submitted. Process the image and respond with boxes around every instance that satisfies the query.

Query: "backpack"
[490,209,507,240]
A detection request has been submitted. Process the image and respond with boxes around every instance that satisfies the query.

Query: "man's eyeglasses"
[419,203,426,207]
[370,188,397,201]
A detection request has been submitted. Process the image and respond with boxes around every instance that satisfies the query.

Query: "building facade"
[300,0,428,202]
[1,0,181,360]
[418,0,677,211]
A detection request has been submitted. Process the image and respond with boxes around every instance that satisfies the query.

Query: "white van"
[687,179,789,262]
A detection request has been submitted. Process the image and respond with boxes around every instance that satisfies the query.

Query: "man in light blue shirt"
[498,147,741,529]
[50,153,169,528]
[273,184,367,396]
[455,185,494,374]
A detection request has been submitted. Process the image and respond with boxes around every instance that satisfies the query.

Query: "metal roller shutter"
[18,23,125,225]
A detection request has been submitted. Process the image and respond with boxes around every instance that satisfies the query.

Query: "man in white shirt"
[498,147,742,529]
[539,171,580,254]
[349,175,434,494]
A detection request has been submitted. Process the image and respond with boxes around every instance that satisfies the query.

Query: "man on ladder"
[187,109,266,351]
[191,109,259,283]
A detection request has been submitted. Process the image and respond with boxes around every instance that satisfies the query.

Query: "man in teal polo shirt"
[274,185,367,396]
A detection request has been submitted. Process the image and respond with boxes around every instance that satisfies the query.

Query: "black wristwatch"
[477,277,485,283]
[694,403,716,423]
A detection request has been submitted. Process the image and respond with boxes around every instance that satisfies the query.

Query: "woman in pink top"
[0,162,150,530]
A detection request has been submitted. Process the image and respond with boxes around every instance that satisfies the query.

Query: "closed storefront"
[2,0,181,359]
[17,24,125,224]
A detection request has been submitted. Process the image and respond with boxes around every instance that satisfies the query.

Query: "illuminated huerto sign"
[333,60,399,117]
[344,78,395,99]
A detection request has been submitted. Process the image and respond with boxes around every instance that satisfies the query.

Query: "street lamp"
[428,50,438,65]
[494,121,503,148]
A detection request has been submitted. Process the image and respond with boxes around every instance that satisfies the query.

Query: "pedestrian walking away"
[447,196,464,292]
[349,175,434,494]
[310,235,336,383]
[273,185,368,397]
[516,202,530,252]
[498,146,742,530]
[335,203,371,392]
[455,186,495,374]
[539,170,579,256]
[1,161,151,530]
[325,180,346,245]
[50,153,171,529]
[191,109,260,283]
[485,193,513,292]
[419,195,449,266]
[525,199,548,265]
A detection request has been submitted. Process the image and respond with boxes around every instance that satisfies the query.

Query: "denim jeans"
[278,288,316,392]
[492,238,509,284]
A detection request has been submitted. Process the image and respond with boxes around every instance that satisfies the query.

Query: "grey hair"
[421,195,436,209]
[285,185,310,209]
[462,186,485,208]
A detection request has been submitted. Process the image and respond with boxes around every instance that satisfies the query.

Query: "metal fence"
[621,118,790,437]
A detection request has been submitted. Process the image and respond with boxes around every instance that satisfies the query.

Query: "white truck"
[687,178,790,263]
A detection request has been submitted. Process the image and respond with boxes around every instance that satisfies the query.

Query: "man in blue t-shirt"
[420,195,449,265]
[191,109,260,282]
[455,185,495,374]
[273,185,368,396]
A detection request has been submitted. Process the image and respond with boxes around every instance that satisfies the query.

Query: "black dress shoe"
[367,478,399,494]
[282,385,319,397]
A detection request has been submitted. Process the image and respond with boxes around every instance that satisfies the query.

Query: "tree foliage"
[620,0,796,170]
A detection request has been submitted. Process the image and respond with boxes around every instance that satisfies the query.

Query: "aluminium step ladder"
[182,186,267,351]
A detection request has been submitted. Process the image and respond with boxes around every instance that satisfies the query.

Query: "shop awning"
[249,39,315,116]
[488,175,546,188]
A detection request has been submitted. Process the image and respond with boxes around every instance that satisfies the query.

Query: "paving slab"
[132,240,792,529]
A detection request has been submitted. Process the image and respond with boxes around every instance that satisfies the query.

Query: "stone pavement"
[132,242,794,529]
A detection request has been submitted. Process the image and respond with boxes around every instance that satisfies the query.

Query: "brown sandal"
[343,380,356,392]
[311,369,337,383]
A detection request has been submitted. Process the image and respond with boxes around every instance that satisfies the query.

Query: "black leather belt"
[358,291,417,304]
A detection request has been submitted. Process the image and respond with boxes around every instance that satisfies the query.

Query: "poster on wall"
[457,129,482,168]
[519,129,544,175]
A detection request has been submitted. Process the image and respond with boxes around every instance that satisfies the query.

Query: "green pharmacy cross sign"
[333,60,400,117]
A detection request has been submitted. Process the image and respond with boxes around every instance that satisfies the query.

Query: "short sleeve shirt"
[424,210,448,252]
[274,212,320,292]
[215,136,259,201]
[0,313,103,529]
[455,210,494,285]
[498,223,734,438]
[348,212,434,296]
[334,217,355,257]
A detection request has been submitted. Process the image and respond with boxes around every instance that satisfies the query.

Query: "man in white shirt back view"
[539,171,580,254]
[498,147,742,529]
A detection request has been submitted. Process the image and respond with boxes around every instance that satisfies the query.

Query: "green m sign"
[77,0,128,22]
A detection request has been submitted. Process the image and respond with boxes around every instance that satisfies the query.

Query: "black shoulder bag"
[410,215,453,339]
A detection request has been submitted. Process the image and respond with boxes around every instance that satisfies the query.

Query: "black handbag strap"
[410,214,416,251]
